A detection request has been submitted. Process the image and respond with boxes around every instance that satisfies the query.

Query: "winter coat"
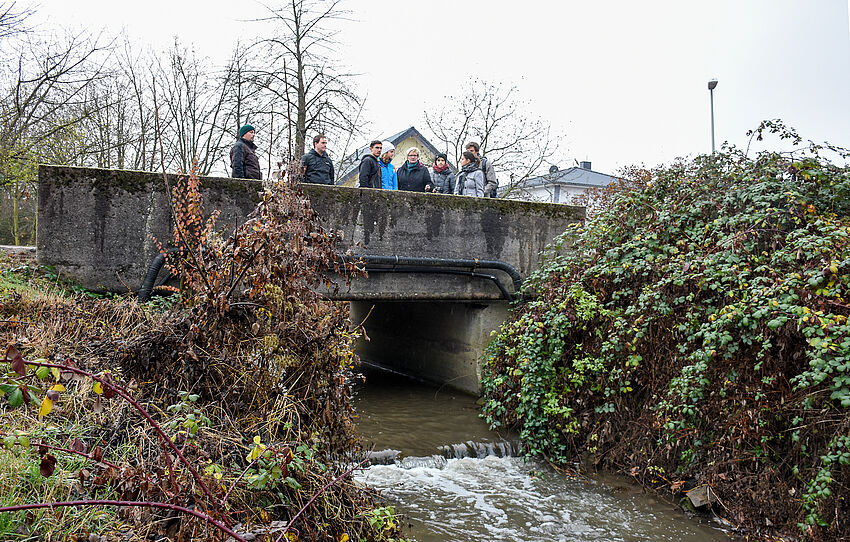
[397,161,432,192]
[480,156,498,197]
[455,162,485,197]
[230,138,262,180]
[299,148,335,185]
[358,154,381,189]
[431,167,455,194]
[380,159,397,190]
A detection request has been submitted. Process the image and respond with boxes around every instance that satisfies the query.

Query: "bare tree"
[423,79,562,195]
[0,1,30,44]
[151,40,242,175]
[0,8,111,243]
[257,0,364,160]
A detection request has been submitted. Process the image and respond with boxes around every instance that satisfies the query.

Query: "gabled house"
[336,126,451,187]
[498,161,619,204]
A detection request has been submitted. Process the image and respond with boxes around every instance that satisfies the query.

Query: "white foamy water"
[353,367,732,542]
[355,456,729,542]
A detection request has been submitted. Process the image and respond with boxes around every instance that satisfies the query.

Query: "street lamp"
[708,79,718,154]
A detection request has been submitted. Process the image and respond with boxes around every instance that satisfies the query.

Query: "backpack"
[481,156,498,197]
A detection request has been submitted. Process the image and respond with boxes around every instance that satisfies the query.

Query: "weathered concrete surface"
[37,165,583,394]
[37,166,261,292]
[351,301,510,394]
[37,165,584,297]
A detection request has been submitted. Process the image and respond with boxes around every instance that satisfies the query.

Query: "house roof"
[336,126,448,185]
[498,166,620,195]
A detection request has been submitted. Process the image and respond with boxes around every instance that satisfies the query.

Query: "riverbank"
[481,131,850,541]
[0,175,406,541]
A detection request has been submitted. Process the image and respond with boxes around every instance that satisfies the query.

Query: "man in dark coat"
[396,146,432,192]
[230,124,262,179]
[300,134,335,185]
[358,140,382,189]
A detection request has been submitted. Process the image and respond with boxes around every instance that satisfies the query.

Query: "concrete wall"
[351,301,509,394]
[38,165,584,296]
[37,165,584,394]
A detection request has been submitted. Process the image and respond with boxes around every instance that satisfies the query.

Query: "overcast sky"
[23,0,850,174]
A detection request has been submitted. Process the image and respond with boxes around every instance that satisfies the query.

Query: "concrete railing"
[37,165,584,298]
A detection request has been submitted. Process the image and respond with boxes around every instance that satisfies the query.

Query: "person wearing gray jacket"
[455,151,485,197]
[430,152,455,194]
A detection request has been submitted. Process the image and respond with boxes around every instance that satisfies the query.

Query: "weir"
[37,165,583,393]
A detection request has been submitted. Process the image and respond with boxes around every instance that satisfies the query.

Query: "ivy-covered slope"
[482,134,850,540]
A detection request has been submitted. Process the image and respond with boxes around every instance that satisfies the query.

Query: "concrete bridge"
[37,165,583,393]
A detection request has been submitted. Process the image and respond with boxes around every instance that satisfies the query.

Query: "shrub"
[482,123,850,540]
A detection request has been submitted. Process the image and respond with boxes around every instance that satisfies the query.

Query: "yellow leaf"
[50,367,61,382]
[38,397,53,419]
[93,381,103,395]
[50,384,66,392]
[338,534,349,542]
[253,435,262,445]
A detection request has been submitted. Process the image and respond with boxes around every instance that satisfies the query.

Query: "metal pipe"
[341,254,523,293]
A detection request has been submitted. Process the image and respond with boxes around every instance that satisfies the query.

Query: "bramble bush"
[482,122,850,540]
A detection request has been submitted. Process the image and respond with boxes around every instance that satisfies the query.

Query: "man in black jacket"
[230,124,262,179]
[300,134,335,185]
[358,140,382,189]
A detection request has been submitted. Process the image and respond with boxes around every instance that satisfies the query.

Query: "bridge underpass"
[37,165,584,394]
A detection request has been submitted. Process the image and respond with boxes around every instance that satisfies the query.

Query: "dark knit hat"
[435,152,448,161]
[239,124,255,138]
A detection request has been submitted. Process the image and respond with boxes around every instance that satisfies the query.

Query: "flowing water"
[352,367,734,542]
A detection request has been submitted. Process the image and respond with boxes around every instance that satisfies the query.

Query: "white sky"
[22,0,850,175]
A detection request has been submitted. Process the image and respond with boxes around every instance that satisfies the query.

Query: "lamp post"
[708,79,718,154]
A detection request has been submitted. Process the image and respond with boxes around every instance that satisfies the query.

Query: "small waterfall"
[363,439,519,470]
[438,439,518,460]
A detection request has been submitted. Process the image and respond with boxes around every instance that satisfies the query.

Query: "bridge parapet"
[37,165,583,298]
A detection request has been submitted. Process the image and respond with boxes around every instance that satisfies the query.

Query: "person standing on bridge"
[300,134,335,185]
[465,141,497,197]
[230,124,262,180]
[358,140,383,189]
[430,152,454,194]
[379,141,397,190]
[397,147,432,192]
[455,151,485,197]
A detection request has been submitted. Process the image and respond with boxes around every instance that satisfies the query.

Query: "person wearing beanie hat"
[397,146,432,192]
[430,152,455,194]
[379,141,397,190]
[230,124,262,179]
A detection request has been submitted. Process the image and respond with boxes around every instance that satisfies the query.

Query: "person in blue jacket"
[379,141,397,190]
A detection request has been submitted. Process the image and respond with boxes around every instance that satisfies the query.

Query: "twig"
[274,454,372,542]
[0,500,246,542]
[221,458,257,509]
[31,441,121,470]
[225,240,268,300]
[23,360,224,521]
[151,77,213,296]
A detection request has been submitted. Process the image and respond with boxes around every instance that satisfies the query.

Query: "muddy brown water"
[352,366,735,542]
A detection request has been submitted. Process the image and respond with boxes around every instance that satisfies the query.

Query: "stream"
[352,366,734,542]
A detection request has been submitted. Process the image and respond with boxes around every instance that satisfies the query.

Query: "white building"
[498,161,619,204]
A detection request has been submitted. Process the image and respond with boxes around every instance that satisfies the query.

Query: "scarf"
[433,163,450,173]
[406,161,420,172]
